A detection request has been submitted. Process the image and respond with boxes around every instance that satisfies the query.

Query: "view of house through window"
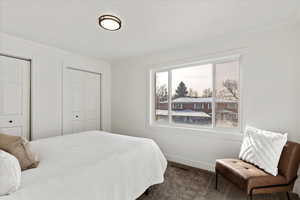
[215,61,239,128]
[155,71,169,123]
[154,58,240,129]
[171,64,213,127]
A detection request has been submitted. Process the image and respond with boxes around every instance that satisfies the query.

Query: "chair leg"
[249,189,253,200]
[286,192,290,200]
[248,194,253,200]
[215,172,218,190]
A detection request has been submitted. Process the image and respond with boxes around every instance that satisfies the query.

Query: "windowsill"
[148,122,243,142]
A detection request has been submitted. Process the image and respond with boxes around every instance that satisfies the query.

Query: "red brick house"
[155,97,238,126]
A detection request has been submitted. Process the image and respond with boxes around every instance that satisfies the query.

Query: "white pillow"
[239,126,287,176]
[0,150,21,196]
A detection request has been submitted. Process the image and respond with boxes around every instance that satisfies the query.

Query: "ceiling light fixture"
[98,15,121,31]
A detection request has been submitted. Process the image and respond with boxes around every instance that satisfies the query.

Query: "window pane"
[215,61,239,128]
[155,72,169,123]
[171,64,213,127]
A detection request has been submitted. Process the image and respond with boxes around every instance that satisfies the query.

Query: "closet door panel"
[85,73,100,131]
[63,68,101,135]
[0,127,22,137]
[0,55,30,139]
[2,83,22,115]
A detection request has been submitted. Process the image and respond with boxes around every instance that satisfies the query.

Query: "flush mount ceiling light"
[98,15,121,31]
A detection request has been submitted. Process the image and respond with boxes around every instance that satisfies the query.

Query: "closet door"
[85,72,101,131]
[63,68,101,135]
[0,55,30,139]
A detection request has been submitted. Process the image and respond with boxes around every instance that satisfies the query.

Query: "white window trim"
[148,53,244,135]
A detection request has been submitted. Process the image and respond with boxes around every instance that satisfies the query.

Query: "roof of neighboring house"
[172,97,212,103]
[156,110,211,118]
[171,97,238,103]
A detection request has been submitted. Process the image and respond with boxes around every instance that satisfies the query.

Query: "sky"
[156,61,238,96]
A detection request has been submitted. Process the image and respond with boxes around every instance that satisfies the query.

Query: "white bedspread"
[1,131,167,200]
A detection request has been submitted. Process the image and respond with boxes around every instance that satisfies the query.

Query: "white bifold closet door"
[63,68,101,135]
[0,55,30,139]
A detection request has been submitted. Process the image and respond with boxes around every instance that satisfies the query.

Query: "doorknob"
[9,120,13,123]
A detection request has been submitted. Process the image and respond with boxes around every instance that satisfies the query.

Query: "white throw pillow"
[0,150,21,196]
[239,126,288,176]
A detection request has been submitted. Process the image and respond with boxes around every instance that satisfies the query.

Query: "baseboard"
[165,154,215,172]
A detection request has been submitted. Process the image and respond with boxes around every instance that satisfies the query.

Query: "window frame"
[149,54,242,134]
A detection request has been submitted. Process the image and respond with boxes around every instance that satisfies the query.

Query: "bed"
[1,131,167,200]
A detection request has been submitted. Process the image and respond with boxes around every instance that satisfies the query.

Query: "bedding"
[1,131,167,200]
[0,150,21,196]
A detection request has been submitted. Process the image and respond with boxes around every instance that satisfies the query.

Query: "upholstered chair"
[215,141,300,200]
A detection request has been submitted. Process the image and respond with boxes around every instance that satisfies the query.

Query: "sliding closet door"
[63,68,101,135]
[85,72,101,131]
[0,55,30,139]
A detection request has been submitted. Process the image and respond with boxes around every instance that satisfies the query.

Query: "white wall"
[0,33,111,140]
[111,23,300,192]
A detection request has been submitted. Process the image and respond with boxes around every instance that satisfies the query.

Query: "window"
[153,56,240,130]
[193,103,203,110]
[155,71,169,123]
[171,64,212,126]
[173,103,183,110]
[215,61,239,128]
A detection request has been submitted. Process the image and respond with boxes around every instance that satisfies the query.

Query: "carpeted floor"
[138,162,300,200]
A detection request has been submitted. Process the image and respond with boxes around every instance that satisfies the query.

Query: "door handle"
[9,120,13,123]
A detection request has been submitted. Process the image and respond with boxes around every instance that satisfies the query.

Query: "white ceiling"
[1,0,300,61]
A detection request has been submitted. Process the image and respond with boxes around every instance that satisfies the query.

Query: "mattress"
[1,131,167,200]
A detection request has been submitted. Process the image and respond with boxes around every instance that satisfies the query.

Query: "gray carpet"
[138,162,300,200]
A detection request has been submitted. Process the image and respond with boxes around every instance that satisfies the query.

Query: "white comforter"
[1,131,167,200]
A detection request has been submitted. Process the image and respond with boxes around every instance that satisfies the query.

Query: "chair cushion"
[216,159,289,194]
